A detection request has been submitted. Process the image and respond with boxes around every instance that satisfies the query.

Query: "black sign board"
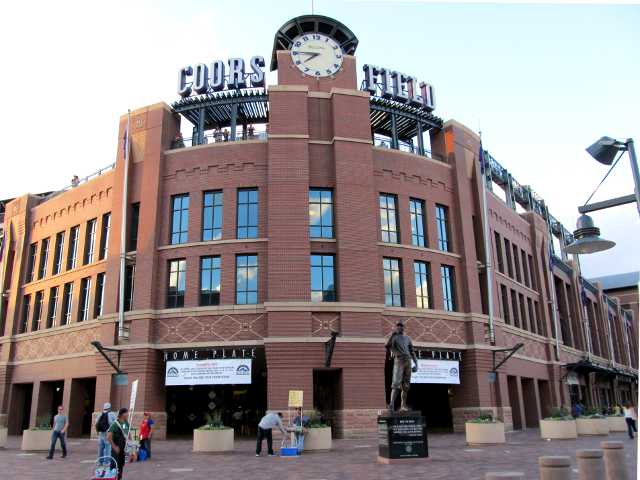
[378,412,428,460]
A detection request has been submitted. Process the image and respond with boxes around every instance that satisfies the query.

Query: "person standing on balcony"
[46,405,68,459]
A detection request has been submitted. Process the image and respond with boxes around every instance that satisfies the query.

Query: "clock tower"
[270,15,359,92]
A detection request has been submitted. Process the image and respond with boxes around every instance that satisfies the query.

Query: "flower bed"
[305,426,332,450]
[0,427,7,448]
[539,418,577,439]
[21,429,53,451]
[576,415,609,436]
[193,424,234,452]
[465,415,505,445]
[606,415,627,432]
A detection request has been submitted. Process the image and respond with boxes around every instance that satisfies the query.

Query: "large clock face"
[290,33,343,78]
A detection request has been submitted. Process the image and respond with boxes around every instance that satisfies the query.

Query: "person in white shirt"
[255,412,287,456]
[622,402,637,439]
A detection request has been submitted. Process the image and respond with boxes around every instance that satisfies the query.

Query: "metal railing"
[373,135,437,160]
[42,163,116,202]
[174,131,267,149]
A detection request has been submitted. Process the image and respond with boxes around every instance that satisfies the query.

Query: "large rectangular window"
[311,254,336,302]
[527,297,536,334]
[170,194,189,245]
[38,238,50,280]
[383,258,402,307]
[521,250,530,288]
[99,213,111,260]
[128,203,140,251]
[84,219,97,265]
[409,198,426,247]
[513,244,521,283]
[440,265,456,311]
[494,232,504,274]
[20,294,31,333]
[202,191,223,241]
[47,286,59,328]
[500,284,510,324]
[309,189,334,238]
[124,265,135,312]
[503,238,513,278]
[67,225,80,270]
[237,189,258,239]
[510,289,520,328]
[78,277,91,322]
[26,243,37,282]
[94,273,105,318]
[528,255,536,290]
[236,254,258,304]
[32,290,44,331]
[519,292,527,330]
[53,231,65,275]
[379,194,399,243]
[61,282,74,326]
[167,259,186,308]
[435,204,450,252]
[414,261,431,309]
[200,256,221,306]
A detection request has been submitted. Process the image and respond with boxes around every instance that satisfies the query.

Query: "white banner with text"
[411,359,460,384]
[165,359,252,386]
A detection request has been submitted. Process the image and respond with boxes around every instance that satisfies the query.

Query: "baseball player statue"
[386,322,418,412]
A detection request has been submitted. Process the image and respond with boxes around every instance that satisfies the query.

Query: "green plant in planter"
[580,408,605,419]
[467,414,497,424]
[307,410,329,428]
[197,411,231,430]
[544,407,573,421]
[31,415,52,430]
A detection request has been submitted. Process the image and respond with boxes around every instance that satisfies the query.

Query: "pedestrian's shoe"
[268,453,275,457]
[61,455,67,458]
[45,456,53,460]
[255,454,260,457]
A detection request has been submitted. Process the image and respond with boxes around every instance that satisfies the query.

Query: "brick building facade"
[0,15,637,440]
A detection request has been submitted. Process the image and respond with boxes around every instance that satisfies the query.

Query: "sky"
[0,0,638,278]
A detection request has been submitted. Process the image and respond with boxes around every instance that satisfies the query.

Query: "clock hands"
[299,51,321,61]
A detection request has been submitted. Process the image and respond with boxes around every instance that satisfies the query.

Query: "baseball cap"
[103,402,111,411]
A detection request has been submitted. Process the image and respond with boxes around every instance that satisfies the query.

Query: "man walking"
[107,408,130,480]
[46,405,68,459]
[96,402,117,465]
[255,411,287,456]
[386,322,418,412]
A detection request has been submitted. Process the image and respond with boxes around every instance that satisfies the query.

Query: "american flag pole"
[118,110,131,340]
[478,139,495,345]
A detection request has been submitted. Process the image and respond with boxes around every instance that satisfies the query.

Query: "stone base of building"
[90,411,167,440]
[333,409,381,438]
[452,407,513,433]
[0,414,7,428]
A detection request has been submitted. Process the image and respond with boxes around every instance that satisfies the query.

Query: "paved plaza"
[1,429,636,480]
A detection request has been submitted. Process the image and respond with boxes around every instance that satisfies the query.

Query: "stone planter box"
[305,427,332,450]
[576,417,609,436]
[465,422,506,445]
[539,419,577,439]
[193,428,234,452]
[0,427,7,448]
[21,429,53,451]
[606,416,627,432]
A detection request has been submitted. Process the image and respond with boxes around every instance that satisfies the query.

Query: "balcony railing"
[41,163,116,202]
[173,131,267,149]
[373,134,439,160]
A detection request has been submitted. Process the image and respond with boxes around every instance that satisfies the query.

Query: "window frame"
[202,190,223,241]
[53,231,65,275]
[379,193,399,243]
[170,194,190,245]
[236,188,259,239]
[78,277,92,322]
[435,204,451,252]
[200,256,221,306]
[409,198,426,247]
[440,264,456,312]
[236,254,258,305]
[167,259,186,308]
[67,225,80,270]
[310,254,336,302]
[383,257,403,307]
[99,213,111,260]
[414,260,431,309]
[38,237,50,280]
[309,188,334,239]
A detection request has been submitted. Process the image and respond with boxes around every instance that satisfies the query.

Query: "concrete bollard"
[485,473,524,479]
[576,449,605,480]
[539,456,571,480]
[601,441,628,480]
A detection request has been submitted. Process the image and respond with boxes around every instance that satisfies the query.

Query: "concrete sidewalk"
[0,429,636,479]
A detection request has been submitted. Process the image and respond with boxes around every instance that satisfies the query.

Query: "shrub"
[308,410,329,428]
[580,408,605,419]
[31,416,52,430]
[467,414,497,424]
[544,407,573,421]
[197,411,231,430]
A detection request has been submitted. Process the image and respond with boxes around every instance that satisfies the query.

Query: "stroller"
[92,456,118,480]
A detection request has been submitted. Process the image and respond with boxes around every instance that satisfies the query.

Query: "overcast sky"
[0,0,638,279]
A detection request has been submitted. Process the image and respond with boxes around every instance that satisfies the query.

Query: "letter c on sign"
[178,66,193,97]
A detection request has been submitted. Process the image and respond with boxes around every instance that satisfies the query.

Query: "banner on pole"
[129,379,139,412]
[288,390,303,408]
[411,359,460,384]
[165,359,252,386]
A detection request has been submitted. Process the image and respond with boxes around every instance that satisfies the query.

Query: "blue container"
[280,447,299,457]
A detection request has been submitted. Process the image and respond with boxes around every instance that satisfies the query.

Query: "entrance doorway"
[8,383,33,434]
[507,376,523,430]
[521,378,539,428]
[313,369,342,431]
[68,378,96,437]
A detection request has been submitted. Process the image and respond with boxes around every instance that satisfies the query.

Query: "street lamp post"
[565,136,640,255]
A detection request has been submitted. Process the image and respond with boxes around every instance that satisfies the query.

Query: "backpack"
[96,412,110,433]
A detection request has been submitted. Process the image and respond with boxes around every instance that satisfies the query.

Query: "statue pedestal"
[377,411,428,464]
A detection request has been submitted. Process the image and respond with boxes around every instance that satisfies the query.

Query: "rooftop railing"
[41,163,116,202]
[174,131,268,149]
[373,134,440,160]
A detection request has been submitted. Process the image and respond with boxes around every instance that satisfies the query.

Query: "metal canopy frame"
[172,89,269,146]
[270,14,359,70]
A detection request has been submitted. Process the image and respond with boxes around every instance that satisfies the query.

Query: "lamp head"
[586,136,626,165]
[564,214,616,254]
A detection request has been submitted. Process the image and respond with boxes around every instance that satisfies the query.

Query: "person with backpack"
[96,403,117,466]
[107,408,130,480]
[138,412,154,460]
